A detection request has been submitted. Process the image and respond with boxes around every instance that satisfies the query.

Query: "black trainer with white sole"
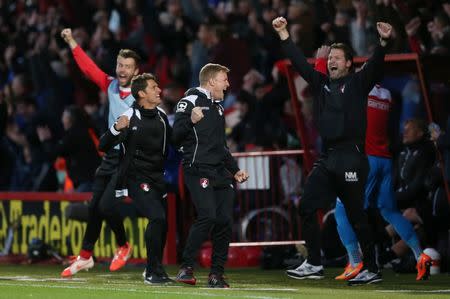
[144,273,174,285]
[347,270,382,286]
[285,260,325,280]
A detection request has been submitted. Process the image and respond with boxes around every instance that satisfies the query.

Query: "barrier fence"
[0,150,306,265]
[0,192,177,264]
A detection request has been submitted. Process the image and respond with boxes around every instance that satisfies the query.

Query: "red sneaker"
[335,262,363,280]
[61,256,94,277]
[109,243,132,271]
[416,253,432,281]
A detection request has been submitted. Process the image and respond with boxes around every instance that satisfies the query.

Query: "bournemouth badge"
[200,178,209,189]
[140,183,150,192]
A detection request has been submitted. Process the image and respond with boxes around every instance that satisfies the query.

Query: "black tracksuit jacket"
[99,104,171,192]
[172,87,239,175]
[281,38,386,149]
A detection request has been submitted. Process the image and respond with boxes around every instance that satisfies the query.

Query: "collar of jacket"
[132,102,158,118]
[196,87,212,100]
[197,87,224,104]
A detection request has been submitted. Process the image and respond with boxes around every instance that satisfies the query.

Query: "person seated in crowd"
[380,118,436,265]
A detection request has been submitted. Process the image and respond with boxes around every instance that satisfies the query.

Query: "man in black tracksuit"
[273,17,393,285]
[173,63,249,288]
[98,73,172,284]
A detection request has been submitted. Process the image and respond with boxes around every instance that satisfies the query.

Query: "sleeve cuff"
[72,45,81,54]
[110,124,121,136]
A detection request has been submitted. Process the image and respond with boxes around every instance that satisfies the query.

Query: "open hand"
[316,45,331,59]
[377,22,393,39]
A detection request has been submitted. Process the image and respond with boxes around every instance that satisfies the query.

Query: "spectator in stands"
[428,117,450,263]
[394,118,435,210]
[423,159,450,251]
[209,25,251,94]
[7,118,58,192]
[427,11,450,54]
[379,119,444,268]
[0,93,14,189]
[379,118,435,264]
[36,105,100,192]
[430,117,450,183]
[320,9,351,46]
[350,0,377,56]
[188,23,215,87]
[229,69,262,152]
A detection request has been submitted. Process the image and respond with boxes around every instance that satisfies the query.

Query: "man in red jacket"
[60,28,138,277]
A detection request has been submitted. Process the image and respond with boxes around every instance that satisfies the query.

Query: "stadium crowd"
[0,0,449,278]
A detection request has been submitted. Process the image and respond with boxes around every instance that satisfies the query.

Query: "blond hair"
[199,63,230,86]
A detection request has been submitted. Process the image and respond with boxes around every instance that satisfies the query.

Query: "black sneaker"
[176,267,196,285]
[207,273,230,288]
[143,267,171,280]
[347,270,382,286]
[144,272,174,285]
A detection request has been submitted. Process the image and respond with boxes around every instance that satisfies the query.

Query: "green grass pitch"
[0,264,449,299]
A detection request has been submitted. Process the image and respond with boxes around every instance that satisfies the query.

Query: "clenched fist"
[191,107,207,124]
[115,115,130,130]
[272,17,287,32]
[60,28,78,49]
[234,170,249,183]
[272,17,290,40]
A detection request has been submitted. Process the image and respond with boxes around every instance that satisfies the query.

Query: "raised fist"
[272,17,288,32]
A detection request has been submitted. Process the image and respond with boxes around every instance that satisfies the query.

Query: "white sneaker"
[286,260,324,279]
[348,270,382,286]
[61,256,94,277]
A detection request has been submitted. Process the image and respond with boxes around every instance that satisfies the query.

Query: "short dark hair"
[330,43,354,63]
[118,49,141,65]
[405,118,428,135]
[330,43,353,62]
[131,73,157,100]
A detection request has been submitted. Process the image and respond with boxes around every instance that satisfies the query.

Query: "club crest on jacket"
[200,178,209,188]
[140,183,150,192]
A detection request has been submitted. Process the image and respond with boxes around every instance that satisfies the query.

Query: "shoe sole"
[61,266,93,278]
[286,273,324,280]
[348,278,383,286]
[335,272,360,281]
[176,278,197,285]
[144,280,173,285]
[416,261,432,281]
[110,263,126,272]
